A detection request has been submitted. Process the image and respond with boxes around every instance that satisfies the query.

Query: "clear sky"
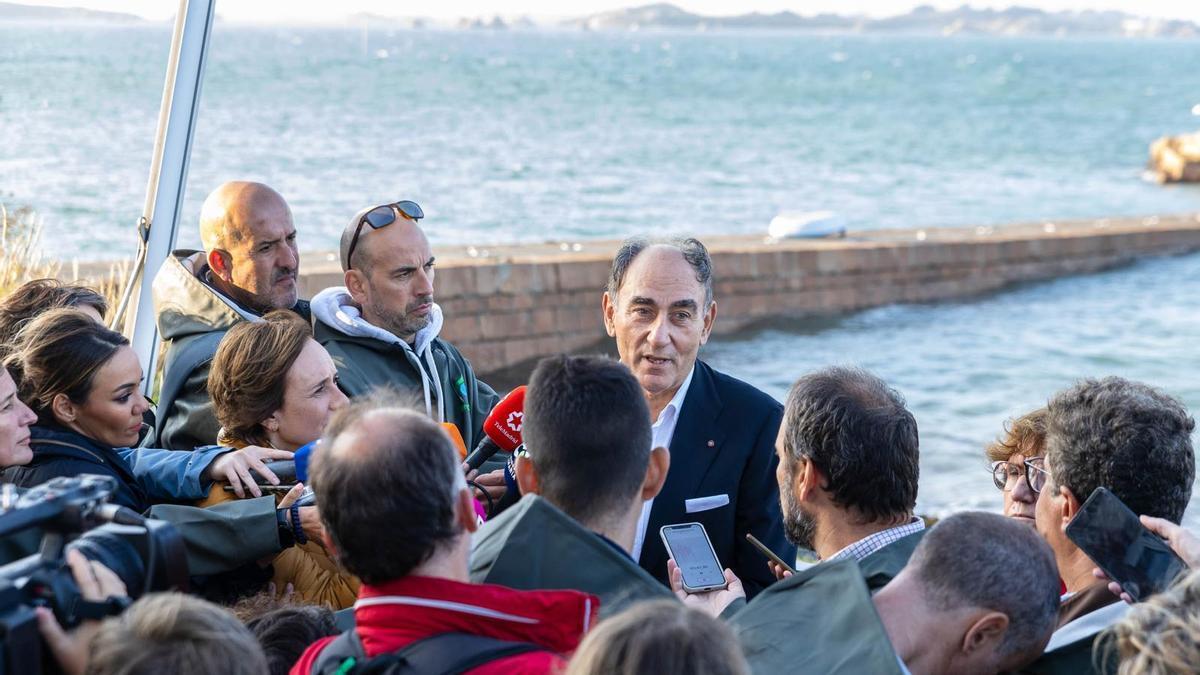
[23,0,1200,23]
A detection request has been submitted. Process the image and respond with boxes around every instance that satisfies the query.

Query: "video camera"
[0,475,188,675]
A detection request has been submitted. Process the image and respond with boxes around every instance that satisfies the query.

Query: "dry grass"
[0,203,58,294]
[0,203,131,312]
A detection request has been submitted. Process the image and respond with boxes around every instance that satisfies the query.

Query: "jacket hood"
[310,286,444,355]
[153,250,257,341]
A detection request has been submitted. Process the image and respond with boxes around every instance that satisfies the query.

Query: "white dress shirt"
[631,366,696,562]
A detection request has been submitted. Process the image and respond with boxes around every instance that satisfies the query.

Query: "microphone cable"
[467,479,496,517]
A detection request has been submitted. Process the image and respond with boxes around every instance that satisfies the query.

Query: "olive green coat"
[469,495,675,618]
[729,558,905,675]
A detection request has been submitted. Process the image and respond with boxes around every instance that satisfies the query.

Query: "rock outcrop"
[1150,132,1200,183]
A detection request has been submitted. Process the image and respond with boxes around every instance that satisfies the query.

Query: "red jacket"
[291,575,599,675]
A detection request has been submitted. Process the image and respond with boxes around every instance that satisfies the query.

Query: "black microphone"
[464,386,526,471]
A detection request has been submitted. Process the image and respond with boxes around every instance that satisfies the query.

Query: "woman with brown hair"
[208,310,358,609]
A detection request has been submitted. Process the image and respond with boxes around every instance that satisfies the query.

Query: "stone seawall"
[293,214,1200,377]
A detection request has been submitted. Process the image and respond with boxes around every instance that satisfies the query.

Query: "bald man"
[152,181,309,450]
[309,201,499,455]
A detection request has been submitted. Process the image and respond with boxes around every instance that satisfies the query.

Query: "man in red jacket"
[291,399,597,675]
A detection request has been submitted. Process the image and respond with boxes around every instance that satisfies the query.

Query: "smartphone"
[746,532,797,575]
[295,486,316,507]
[660,523,728,593]
[1065,487,1188,602]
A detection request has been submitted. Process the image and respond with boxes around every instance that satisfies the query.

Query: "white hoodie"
[310,286,447,422]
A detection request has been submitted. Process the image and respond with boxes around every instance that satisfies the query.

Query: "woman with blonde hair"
[1107,570,1200,674]
[566,600,749,675]
[208,310,358,609]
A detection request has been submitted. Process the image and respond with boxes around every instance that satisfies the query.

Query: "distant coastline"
[0,1,139,23]
[1,1,1196,39]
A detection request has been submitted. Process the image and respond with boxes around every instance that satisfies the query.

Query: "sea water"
[3,23,1200,524]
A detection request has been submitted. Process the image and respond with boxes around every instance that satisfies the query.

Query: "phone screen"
[1065,487,1187,601]
[662,523,726,590]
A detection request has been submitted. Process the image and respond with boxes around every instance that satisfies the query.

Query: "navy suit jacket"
[638,360,794,598]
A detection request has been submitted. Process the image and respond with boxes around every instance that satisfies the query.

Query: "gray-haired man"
[602,237,793,597]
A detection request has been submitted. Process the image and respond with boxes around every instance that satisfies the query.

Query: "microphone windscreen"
[294,441,316,482]
[481,386,527,452]
[440,423,468,459]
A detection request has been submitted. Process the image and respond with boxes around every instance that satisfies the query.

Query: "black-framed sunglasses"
[343,200,424,270]
[989,456,1049,495]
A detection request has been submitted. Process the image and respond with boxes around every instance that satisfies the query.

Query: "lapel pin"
[706,440,715,448]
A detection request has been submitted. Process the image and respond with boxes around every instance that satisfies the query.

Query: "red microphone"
[464,386,526,471]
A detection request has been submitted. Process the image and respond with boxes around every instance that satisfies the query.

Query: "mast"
[115,0,216,395]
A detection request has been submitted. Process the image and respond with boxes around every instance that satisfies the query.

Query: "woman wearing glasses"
[986,408,1050,524]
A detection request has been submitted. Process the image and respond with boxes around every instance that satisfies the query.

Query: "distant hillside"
[0,1,142,22]
[564,3,1199,38]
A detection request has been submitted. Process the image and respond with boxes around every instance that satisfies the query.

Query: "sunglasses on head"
[344,200,424,270]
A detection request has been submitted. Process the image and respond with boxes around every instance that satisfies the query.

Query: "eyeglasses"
[990,456,1049,495]
[343,200,424,270]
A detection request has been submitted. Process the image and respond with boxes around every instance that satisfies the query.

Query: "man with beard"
[770,366,924,591]
[154,181,308,449]
[310,201,499,453]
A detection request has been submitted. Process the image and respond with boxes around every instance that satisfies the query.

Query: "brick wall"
[297,214,1200,377]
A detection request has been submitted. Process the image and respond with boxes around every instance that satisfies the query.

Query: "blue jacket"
[639,360,794,599]
[3,425,228,512]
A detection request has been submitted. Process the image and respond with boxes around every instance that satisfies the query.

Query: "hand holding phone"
[661,523,728,593]
[746,532,797,576]
[1066,487,1188,602]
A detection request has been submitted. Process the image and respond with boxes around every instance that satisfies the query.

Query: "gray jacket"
[152,250,310,450]
[310,287,498,452]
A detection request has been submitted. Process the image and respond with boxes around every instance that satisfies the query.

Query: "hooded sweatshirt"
[311,287,499,452]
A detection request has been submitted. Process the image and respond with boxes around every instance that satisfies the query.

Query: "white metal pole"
[124,0,216,395]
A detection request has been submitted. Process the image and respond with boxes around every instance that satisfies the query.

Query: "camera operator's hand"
[206,445,295,498]
[667,559,745,619]
[279,483,325,549]
[35,549,128,675]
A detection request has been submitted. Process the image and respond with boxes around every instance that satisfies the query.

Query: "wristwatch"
[275,508,296,548]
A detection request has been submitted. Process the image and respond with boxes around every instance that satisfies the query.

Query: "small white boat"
[768,211,846,239]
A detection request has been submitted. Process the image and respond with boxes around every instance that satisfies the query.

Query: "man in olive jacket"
[704,513,1060,675]
[153,181,309,450]
[310,202,497,452]
[470,355,673,617]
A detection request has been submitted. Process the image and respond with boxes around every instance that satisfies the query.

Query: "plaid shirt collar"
[827,517,925,563]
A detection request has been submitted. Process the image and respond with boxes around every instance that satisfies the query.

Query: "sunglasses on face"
[344,200,424,270]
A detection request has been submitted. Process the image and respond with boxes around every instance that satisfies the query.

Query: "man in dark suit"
[601,237,792,598]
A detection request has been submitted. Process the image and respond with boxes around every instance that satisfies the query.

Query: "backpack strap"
[153,330,227,445]
[310,629,367,675]
[313,631,550,675]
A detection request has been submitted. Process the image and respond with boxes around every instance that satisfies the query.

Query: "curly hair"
[985,408,1048,463]
[1044,377,1194,524]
